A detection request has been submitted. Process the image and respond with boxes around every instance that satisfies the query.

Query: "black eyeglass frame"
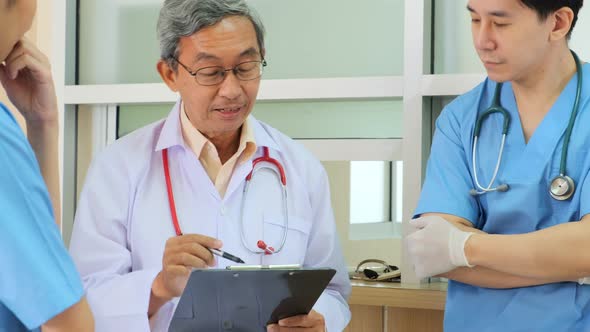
[172,57,267,86]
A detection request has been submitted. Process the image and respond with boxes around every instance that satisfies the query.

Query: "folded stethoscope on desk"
[350,259,400,282]
[162,146,288,255]
[470,51,583,201]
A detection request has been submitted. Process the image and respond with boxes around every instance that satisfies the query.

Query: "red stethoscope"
[162,146,288,255]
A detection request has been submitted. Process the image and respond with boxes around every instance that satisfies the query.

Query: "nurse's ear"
[548,7,575,42]
[157,59,179,92]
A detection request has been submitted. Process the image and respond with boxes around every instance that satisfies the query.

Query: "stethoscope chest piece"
[549,175,575,201]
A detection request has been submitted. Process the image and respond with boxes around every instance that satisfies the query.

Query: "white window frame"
[49,0,488,283]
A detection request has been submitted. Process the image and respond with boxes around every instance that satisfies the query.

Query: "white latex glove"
[579,277,590,285]
[406,216,475,279]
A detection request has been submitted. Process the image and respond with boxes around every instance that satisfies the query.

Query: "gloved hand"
[406,215,475,279]
[579,277,590,285]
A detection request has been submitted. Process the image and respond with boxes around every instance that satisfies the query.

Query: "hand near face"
[267,310,326,332]
[151,234,222,300]
[0,38,58,126]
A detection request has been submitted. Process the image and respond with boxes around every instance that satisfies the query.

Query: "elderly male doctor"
[69,0,350,331]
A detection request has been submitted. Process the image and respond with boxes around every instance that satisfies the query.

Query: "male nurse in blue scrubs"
[0,0,94,331]
[406,0,590,331]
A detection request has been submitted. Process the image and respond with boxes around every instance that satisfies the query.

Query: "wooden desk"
[344,281,447,332]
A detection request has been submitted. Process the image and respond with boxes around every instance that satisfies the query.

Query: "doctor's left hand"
[0,38,58,127]
[406,216,475,279]
[266,310,325,332]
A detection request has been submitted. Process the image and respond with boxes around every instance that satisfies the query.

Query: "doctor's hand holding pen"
[148,234,222,317]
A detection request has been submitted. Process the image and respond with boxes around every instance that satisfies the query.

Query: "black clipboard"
[168,267,336,332]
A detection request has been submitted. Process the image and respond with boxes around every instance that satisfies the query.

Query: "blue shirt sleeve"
[414,97,481,226]
[0,104,84,330]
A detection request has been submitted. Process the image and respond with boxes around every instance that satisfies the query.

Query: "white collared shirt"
[179,102,257,198]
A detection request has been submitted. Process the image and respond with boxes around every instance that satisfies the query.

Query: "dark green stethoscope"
[470,51,583,201]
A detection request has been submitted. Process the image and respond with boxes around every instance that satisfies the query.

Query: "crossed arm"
[419,212,590,289]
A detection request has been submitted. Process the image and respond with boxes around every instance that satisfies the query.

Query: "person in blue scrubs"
[406,0,590,331]
[0,0,94,331]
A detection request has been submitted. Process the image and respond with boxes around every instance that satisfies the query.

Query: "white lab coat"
[69,100,352,332]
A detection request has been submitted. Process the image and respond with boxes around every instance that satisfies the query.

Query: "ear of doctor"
[406,215,590,285]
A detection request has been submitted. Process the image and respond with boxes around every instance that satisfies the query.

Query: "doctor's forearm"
[148,291,169,318]
[465,220,590,280]
[441,266,564,289]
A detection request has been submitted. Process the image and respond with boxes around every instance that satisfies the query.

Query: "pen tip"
[238,259,245,264]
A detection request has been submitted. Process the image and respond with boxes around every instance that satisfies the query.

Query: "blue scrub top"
[416,63,590,331]
[0,104,84,331]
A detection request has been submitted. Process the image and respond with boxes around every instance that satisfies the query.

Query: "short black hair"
[520,0,584,38]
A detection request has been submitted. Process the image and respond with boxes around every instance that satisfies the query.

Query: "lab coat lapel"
[181,149,222,201]
[224,159,253,201]
[155,100,225,236]
[155,99,184,152]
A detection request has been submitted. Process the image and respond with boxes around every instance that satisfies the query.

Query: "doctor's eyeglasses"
[173,58,267,86]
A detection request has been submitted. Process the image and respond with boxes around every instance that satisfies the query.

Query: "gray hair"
[157,0,265,71]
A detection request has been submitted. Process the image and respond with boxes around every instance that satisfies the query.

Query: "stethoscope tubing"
[240,163,289,255]
[162,146,289,255]
[471,134,507,194]
[471,50,583,199]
